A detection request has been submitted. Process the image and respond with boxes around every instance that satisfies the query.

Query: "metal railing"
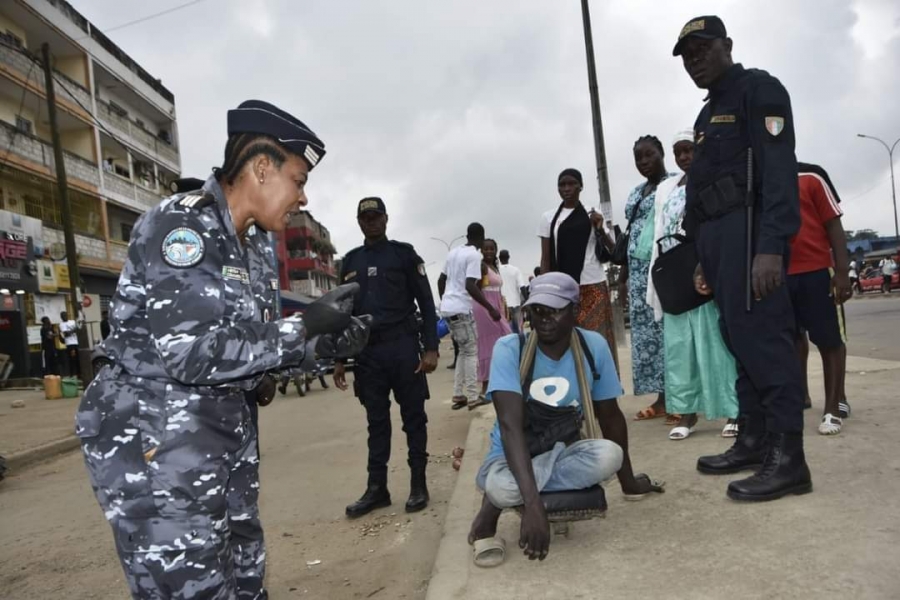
[0,43,92,112]
[96,100,180,168]
[0,120,99,188]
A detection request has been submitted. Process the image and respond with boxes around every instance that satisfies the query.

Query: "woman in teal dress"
[625,135,673,419]
[646,131,739,439]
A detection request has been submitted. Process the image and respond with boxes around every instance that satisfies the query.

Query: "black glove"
[315,315,372,359]
[303,283,359,338]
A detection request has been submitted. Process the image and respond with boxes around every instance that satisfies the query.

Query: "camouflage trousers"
[76,366,267,599]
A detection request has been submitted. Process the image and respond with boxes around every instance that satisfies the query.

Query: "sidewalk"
[0,387,81,470]
[426,347,900,600]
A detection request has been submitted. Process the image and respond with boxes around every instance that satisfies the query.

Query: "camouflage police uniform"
[75,176,307,599]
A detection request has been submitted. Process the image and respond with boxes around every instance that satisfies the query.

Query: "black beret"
[227,100,326,169]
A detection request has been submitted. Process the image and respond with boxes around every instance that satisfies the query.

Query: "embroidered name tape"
[222,266,250,284]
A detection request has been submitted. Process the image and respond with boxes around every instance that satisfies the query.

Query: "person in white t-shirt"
[498,249,527,334]
[59,310,81,379]
[880,257,897,293]
[538,168,616,346]
[438,223,502,410]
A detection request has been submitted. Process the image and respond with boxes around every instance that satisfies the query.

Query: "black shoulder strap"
[176,191,215,211]
[547,202,567,270]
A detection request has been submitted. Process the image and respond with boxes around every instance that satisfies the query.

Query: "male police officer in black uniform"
[674,16,812,502]
[334,197,440,517]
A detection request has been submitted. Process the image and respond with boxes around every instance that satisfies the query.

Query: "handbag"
[650,234,712,315]
[610,184,652,266]
[518,331,599,457]
[524,401,583,457]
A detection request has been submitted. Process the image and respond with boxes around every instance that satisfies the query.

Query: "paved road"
[844,294,900,361]
[1,298,897,599]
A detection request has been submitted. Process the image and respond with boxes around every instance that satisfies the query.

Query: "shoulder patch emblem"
[162,227,205,268]
[765,117,784,136]
[270,279,279,290]
[344,270,357,280]
[417,263,426,276]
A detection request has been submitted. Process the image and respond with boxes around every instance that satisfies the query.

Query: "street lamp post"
[429,235,465,252]
[857,133,900,238]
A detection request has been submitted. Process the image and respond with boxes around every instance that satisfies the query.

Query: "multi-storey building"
[275,211,338,300]
[0,0,180,378]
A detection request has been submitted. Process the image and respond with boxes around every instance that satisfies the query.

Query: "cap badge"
[679,19,705,40]
[359,199,380,212]
[765,117,784,137]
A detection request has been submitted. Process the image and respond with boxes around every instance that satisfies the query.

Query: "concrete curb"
[426,410,494,600]
[6,435,80,473]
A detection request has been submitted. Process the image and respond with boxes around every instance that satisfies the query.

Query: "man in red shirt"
[788,163,852,435]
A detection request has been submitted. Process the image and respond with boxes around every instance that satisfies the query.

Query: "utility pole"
[857,134,900,239]
[580,0,623,367]
[42,43,90,380]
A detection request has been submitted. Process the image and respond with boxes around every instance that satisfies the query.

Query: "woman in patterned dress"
[646,131,739,439]
[625,135,673,420]
[538,168,617,347]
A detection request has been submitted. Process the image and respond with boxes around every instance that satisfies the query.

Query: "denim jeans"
[508,306,523,335]
[446,313,479,403]
[476,439,623,508]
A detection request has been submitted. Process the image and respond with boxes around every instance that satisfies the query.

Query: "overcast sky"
[75,0,900,284]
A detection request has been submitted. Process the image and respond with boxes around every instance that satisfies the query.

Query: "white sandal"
[818,413,842,436]
[668,425,695,440]
[721,420,739,438]
[472,537,506,568]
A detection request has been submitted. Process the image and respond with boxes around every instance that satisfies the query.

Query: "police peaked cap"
[227,100,326,169]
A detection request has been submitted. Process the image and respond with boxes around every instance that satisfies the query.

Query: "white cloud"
[76,0,900,273]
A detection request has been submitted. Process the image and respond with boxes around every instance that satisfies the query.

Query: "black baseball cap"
[357,197,386,216]
[672,16,727,56]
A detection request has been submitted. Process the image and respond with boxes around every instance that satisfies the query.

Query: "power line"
[74,0,208,39]
[0,57,36,170]
[845,174,893,203]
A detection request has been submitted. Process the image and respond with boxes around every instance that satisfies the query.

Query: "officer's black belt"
[695,176,747,223]
[368,323,418,346]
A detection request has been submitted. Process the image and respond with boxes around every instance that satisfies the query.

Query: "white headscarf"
[645,128,695,321]
[672,129,694,145]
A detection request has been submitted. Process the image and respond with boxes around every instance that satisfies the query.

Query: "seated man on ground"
[468,273,664,565]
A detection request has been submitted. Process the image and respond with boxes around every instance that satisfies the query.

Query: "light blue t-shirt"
[484,329,624,462]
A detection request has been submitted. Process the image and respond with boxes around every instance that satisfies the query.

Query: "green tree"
[845,229,880,242]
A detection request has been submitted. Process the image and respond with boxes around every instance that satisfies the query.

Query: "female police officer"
[75,100,369,599]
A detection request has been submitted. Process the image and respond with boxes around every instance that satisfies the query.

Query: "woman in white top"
[538,168,616,345]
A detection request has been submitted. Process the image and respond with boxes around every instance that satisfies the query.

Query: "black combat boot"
[345,481,391,519]
[697,418,767,474]
[726,432,812,502]
[405,466,429,513]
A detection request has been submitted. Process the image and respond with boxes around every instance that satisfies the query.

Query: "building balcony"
[100,171,163,214]
[285,256,337,278]
[0,119,99,190]
[96,100,179,172]
[0,42,92,119]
